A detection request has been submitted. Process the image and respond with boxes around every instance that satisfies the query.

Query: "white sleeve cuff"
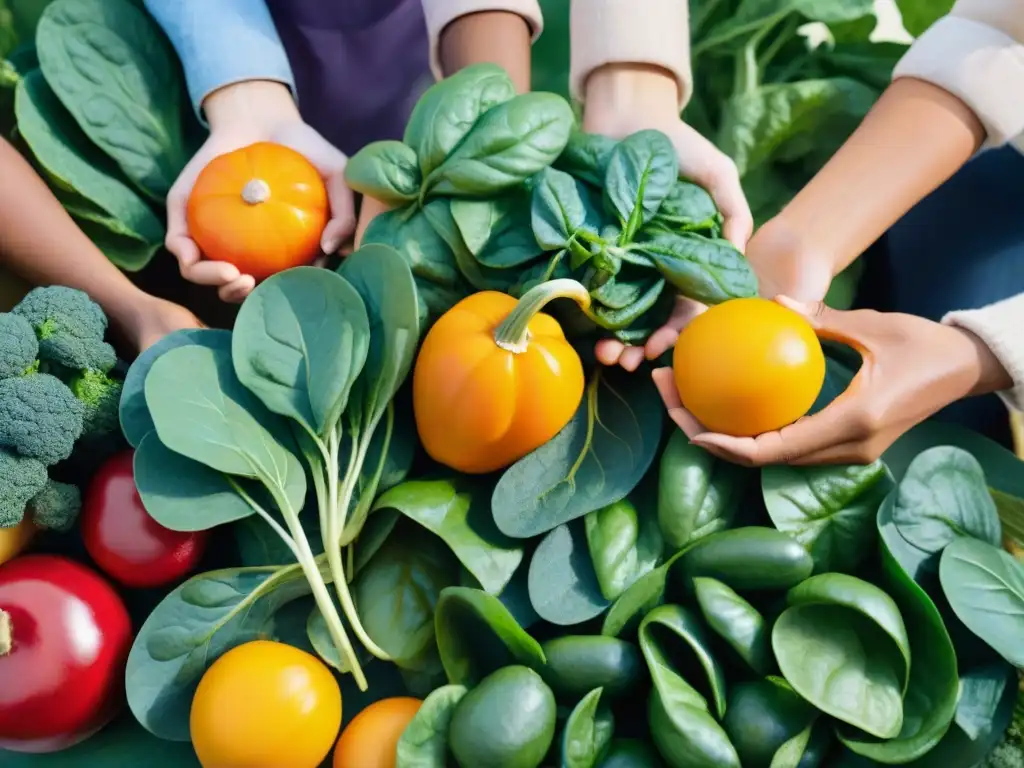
[894,15,1024,146]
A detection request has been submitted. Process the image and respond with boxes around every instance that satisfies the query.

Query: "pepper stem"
[241,179,271,205]
[0,609,10,657]
[493,278,591,354]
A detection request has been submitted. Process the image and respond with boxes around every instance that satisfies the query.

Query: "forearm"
[438,11,532,92]
[0,140,147,332]
[144,0,295,121]
[773,77,985,275]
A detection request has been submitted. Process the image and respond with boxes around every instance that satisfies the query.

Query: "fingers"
[165,176,202,269]
[322,176,356,253]
[644,296,706,359]
[619,346,646,372]
[652,368,705,439]
[774,296,877,351]
[181,259,240,287]
[690,393,863,467]
[595,339,625,366]
[218,274,257,304]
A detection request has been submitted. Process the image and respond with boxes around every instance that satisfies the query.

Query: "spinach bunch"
[119,244,420,699]
[347,63,758,346]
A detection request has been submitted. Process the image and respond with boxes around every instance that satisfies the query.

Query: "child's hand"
[165,82,355,303]
[121,294,205,354]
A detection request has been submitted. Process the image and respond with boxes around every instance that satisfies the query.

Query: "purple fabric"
[265,0,433,156]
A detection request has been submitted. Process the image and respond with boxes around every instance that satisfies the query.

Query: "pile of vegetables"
[347,63,758,344]
[0,285,122,545]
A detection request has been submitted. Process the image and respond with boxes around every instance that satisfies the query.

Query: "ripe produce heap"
[1,2,1023,767]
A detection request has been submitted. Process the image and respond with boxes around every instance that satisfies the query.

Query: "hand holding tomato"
[165,81,355,303]
[653,297,1013,466]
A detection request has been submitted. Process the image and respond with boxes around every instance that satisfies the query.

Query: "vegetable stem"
[0,609,10,656]
[279,493,368,690]
[241,179,270,205]
[228,478,299,558]
[493,278,592,353]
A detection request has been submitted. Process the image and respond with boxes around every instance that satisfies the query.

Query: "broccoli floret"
[0,373,84,465]
[28,479,81,532]
[0,313,39,379]
[68,368,123,436]
[13,286,116,373]
[0,449,48,527]
[984,737,1024,768]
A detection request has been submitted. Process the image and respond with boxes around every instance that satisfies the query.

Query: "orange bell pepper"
[0,518,34,567]
[412,279,591,474]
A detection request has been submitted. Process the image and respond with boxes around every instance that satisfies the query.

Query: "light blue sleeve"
[144,0,296,121]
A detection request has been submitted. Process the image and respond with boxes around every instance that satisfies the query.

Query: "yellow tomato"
[0,519,34,566]
[333,697,422,768]
[673,297,825,437]
[191,640,342,768]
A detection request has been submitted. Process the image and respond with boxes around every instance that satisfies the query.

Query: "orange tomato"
[333,697,422,768]
[186,142,328,281]
[190,640,341,768]
[413,279,589,473]
[673,297,825,437]
[0,518,34,566]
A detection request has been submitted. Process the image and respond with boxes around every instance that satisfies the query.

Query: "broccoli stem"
[0,609,10,657]
[325,424,391,662]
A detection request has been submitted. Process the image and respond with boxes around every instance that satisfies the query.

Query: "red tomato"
[82,450,209,588]
[0,555,133,752]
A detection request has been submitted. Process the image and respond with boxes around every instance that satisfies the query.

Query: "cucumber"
[676,527,813,591]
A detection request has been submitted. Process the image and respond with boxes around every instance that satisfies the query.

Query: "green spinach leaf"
[395,683,469,768]
[528,520,610,625]
[654,180,721,232]
[421,197,516,292]
[403,62,516,178]
[231,267,370,437]
[563,687,615,768]
[658,432,749,550]
[603,130,678,240]
[531,166,587,250]
[449,189,539,268]
[837,542,958,762]
[637,231,758,304]
[144,344,306,513]
[585,496,663,602]
[125,562,315,740]
[361,204,463,287]
[762,460,893,573]
[15,69,163,263]
[639,604,739,767]
[343,139,421,204]
[371,478,522,595]
[354,527,459,670]
[554,130,617,187]
[422,92,574,198]
[120,328,231,449]
[940,537,1024,667]
[433,586,546,686]
[893,446,1002,555]
[492,368,663,538]
[36,0,187,198]
[693,577,771,675]
[539,635,644,703]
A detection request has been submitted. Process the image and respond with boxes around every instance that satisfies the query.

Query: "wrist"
[583,64,680,122]
[202,80,299,133]
[950,326,1014,397]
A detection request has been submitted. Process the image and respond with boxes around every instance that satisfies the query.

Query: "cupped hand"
[651,296,1012,466]
[165,83,355,303]
[584,65,754,370]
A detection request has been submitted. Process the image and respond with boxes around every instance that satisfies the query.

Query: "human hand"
[165,81,355,303]
[116,292,205,355]
[651,297,1013,466]
[584,64,753,370]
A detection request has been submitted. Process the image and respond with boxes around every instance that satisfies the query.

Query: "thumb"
[774,296,873,350]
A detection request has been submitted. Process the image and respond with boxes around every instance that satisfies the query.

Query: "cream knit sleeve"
[944,292,1024,412]
[569,0,693,107]
[893,0,1024,145]
[420,0,544,80]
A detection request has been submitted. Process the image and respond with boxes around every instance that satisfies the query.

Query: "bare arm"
[439,11,533,93]
[763,77,985,275]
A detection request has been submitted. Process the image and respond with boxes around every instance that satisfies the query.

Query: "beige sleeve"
[570,0,692,107]
[893,0,1024,145]
[944,292,1024,412]
[421,0,544,79]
